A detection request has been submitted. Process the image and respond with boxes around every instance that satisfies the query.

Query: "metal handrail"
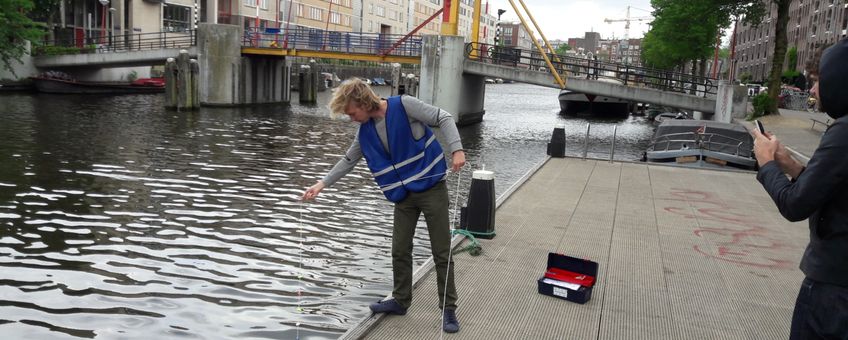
[34,30,196,56]
[242,27,423,57]
[464,42,717,96]
[580,123,620,161]
[648,132,752,156]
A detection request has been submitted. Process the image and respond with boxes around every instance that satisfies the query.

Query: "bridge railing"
[34,30,196,56]
[242,27,423,57]
[465,42,717,96]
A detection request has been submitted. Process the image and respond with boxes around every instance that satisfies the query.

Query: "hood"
[819,39,848,119]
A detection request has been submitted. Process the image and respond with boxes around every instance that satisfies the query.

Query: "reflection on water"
[0,83,655,339]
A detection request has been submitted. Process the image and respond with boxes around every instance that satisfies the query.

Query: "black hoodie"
[819,39,848,119]
[757,38,848,287]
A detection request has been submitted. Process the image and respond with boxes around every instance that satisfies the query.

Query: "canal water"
[0,83,655,339]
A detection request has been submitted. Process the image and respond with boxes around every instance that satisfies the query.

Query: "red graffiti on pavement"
[660,188,793,270]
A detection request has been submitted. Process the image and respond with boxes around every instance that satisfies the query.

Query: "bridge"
[461,43,719,114]
[32,25,745,125]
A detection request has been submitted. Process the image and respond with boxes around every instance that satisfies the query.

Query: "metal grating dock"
[348,157,806,340]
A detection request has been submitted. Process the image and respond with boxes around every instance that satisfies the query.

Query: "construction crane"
[603,6,652,40]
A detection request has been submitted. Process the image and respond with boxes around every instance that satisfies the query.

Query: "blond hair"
[328,78,381,119]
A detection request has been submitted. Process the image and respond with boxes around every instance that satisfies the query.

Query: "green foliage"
[30,0,60,22]
[33,45,80,56]
[642,0,765,71]
[127,70,138,82]
[786,46,798,70]
[0,0,46,75]
[555,44,570,55]
[782,69,800,80]
[750,92,775,118]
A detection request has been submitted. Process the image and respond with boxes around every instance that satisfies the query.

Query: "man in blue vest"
[302,78,465,333]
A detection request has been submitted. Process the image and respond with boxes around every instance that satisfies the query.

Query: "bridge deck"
[347,157,805,339]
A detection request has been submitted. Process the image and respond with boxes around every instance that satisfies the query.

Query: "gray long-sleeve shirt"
[321,95,463,187]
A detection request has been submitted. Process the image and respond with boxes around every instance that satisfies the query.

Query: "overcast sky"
[484,0,654,41]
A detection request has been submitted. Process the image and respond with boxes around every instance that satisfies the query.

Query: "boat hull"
[558,90,629,117]
[31,77,164,94]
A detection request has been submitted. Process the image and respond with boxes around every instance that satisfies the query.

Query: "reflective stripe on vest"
[359,96,447,202]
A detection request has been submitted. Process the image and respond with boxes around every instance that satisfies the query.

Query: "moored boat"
[31,76,165,94]
[558,78,630,117]
[645,120,756,170]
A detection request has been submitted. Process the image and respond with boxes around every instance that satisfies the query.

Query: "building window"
[329,11,341,24]
[296,4,304,17]
[163,4,192,32]
[376,6,385,17]
[309,7,323,20]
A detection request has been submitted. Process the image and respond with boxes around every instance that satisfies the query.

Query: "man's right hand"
[302,181,325,201]
[775,144,805,179]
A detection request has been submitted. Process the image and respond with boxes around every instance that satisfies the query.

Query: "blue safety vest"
[359,96,447,202]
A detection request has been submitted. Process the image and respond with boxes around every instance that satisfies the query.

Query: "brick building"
[735,0,848,83]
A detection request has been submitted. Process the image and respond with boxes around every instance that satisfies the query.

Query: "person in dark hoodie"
[752,39,848,339]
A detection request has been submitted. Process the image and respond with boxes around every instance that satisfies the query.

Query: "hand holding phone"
[754,120,766,135]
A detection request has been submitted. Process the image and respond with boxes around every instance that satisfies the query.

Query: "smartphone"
[754,120,765,134]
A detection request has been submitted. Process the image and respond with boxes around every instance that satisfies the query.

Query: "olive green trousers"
[391,181,458,310]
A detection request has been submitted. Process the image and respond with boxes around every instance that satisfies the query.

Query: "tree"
[31,0,61,41]
[0,0,45,75]
[555,44,570,55]
[763,0,791,114]
[643,0,789,114]
[642,0,768,70]
[642,0,737,71]
[739,71,752,84]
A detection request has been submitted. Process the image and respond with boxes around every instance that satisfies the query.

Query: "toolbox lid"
[546,252,598,278]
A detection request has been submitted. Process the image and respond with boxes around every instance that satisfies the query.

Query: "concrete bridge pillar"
[240,55,291,104]
[713,80,748,123]
[420,35,484,125]
[198,23,291,106]
[198,24,241,105]
[458,74,486,125]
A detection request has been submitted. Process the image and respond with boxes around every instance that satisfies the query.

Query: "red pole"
[283,0,294,48]
[380,7,444,56]
[275,0,280,44]
[100,4,107,44]
[323,1,334,50]
[729,18,739,81]
[710,33,721,79]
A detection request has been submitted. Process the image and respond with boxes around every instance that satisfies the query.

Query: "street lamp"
[109,7,116,47]
[98,0,109,45]
[495,9,506,46]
